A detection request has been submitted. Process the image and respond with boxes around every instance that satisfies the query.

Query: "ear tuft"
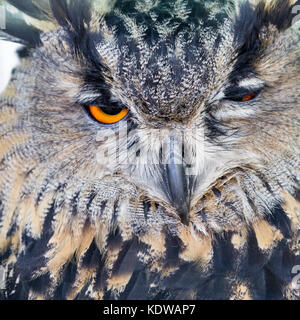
[234,0,299,53]
[255,0,299,31]
[0,0,102,47]
[49,0,92,33]
[0,0,54,46]
[5,0,52,21]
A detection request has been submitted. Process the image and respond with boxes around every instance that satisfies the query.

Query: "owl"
[0,0,299,300]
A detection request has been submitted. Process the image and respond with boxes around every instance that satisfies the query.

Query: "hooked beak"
[161,136,193,225]
[162,163,191,225]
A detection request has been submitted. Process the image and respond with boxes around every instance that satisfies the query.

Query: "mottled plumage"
[0,0,299,300]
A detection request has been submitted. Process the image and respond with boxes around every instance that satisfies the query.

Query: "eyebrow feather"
[238,78,264,89]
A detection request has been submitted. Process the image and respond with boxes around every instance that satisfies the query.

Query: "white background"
[0,40,22,93]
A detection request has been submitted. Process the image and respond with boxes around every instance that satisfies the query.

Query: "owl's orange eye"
[224,89,261,103]
[242,93,256,102]
[88,105,129,124]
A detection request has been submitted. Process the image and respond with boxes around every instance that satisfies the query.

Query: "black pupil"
[101,106,123,115]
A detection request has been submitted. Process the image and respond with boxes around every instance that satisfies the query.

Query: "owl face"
[13,0,298,229]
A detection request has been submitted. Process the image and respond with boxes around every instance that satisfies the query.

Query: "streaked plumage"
[0,0,299,300]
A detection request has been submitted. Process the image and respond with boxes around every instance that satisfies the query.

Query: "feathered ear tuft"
[255,0,300,31]
[49,0,92,32]
[234,0,299,52]
[5,0,52,21]
[49,0,104,71]
[0,0,54,46]
[0,0,116,47]
[229,0,299,83]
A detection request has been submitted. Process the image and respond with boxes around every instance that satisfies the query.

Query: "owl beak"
[162,163,191,226]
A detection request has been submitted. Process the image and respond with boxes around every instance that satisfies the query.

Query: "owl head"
[0,0,299,300]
